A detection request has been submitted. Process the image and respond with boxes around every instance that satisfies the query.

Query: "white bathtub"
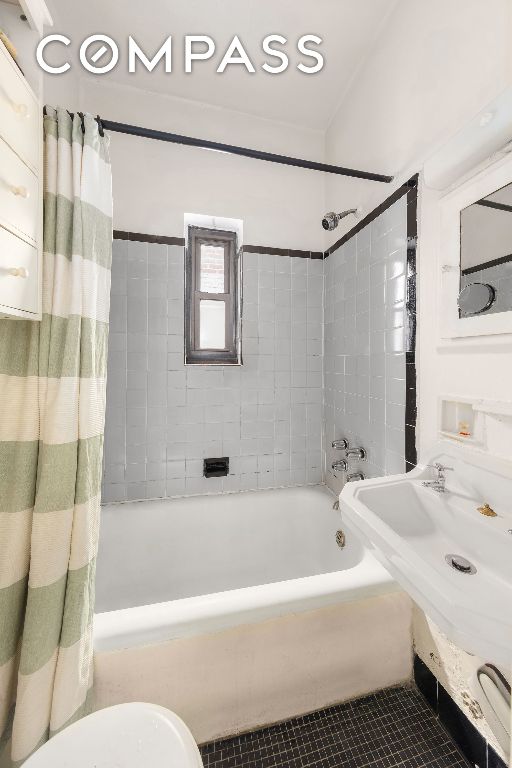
[93,485,412,742]
[95,485,398,648]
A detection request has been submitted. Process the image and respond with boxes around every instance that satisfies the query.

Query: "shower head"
[322,208,361,231]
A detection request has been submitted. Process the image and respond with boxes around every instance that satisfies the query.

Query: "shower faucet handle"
[332,439,349,450]
[346,447,366,460]
[347,472,365,482]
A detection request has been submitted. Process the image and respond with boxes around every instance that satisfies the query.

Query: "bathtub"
[93,485,412,742]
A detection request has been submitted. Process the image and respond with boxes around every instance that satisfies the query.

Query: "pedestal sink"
[339,444,512,665]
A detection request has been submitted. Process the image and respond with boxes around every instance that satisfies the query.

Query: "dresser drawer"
[0,226,39,315]
[0,43,40,171]
[0,137,39,243]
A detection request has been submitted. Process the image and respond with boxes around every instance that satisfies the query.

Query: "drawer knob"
[10,185,29,198]
[12,103,30,118]
[8,267,29,278]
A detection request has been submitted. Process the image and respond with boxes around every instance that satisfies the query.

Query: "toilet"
[23,703,204,768]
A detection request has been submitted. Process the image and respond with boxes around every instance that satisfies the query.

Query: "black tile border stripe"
[414,654,508,768]
[113,230,324,259]
[405,179,418,470]
[324,174,419,257]
[113,230,185,246]
[243,244,324,260]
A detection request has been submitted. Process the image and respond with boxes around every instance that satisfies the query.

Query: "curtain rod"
[99,118,393,183]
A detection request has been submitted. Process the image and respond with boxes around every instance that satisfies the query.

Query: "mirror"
[459,181,512,317]
[458,282,495,316]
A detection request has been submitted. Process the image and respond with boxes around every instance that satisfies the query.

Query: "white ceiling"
[44,0,396,130]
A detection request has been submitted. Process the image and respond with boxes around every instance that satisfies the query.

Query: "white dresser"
[0,38,43,320]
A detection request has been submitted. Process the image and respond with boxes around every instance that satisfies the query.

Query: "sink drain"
[335,530,346,548]
[445,553,477,574]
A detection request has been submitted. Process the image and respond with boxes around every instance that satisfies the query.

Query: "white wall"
[323,0,512,251]
[42,0,512,255]
[43,76,326,250]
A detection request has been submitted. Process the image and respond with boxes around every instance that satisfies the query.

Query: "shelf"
[439,395,512,464]
[439,430,482,447]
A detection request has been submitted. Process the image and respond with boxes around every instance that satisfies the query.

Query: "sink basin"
[339,445,512,665]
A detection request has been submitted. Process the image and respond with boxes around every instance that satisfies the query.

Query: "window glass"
[199,300,226,349]
[200,244,225,293]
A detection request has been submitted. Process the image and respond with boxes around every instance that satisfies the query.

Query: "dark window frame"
[185,226,242,365]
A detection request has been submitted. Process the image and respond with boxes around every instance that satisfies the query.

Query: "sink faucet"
[422,462,454,493]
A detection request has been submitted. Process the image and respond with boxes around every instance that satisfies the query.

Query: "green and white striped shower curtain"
[0,109,112,766]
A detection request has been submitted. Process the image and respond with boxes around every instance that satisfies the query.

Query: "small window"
[185,226,241,364]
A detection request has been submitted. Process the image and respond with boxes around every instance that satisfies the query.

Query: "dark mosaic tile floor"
[200,686,469,768]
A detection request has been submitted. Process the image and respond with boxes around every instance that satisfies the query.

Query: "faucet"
[345,447,366,460]
[422,462,454,493]
[332,459,348,473]
[332,439,349,450]
[347,472,365,482]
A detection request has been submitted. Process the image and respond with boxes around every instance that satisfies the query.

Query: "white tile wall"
[104,197,411,503]
[102,242,324,502]
[323,195,408,493]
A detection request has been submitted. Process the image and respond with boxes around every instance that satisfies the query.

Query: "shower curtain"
[0,109,112,766]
